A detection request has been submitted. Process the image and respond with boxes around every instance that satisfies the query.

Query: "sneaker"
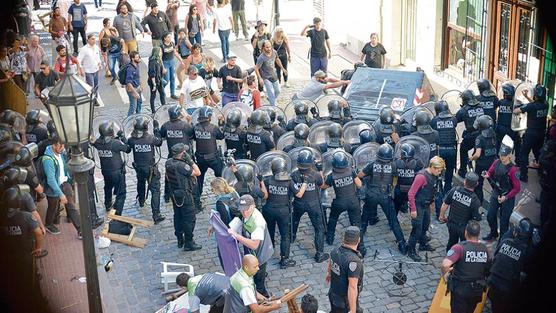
[77,231,83,240]
[283,81,289,88]
[407,248,422,262]
[45,225,61,235]
[418,243,436,252]
[314,252,329,263]
[139,201,145,208]
[482,233,498,241]
[279,258,296,269]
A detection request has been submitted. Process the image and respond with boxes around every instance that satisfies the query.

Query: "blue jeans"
[263,79,280,106]
[85,71,99,89]
[310,56,328,76]
[108,53,121,79]
[218,29,230,60]
[127,89,142,116]
[189,33,202,45]
[221,92,238,106]
[94,0,102,7]
[163,58,177,97]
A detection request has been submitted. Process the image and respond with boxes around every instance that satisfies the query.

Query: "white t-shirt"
[180,77,208,110]
[55,153,68,184]
[77,44,101,74]
[213,5,232,31]
[298,77,325,102]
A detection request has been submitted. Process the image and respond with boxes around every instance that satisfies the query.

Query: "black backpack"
[117,62,132,86]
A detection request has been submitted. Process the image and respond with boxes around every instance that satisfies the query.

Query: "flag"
[209,212,242,277]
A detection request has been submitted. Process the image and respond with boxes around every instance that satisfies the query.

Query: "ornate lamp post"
[44,56,103,313]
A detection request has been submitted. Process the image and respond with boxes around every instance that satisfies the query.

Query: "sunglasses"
[40,67,47,70]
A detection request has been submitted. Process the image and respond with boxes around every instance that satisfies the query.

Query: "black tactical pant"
[394,186,409,214]
[102,169,126,215]
[364,188,405,243]
[488,285,514,313]
[135,165,161,214]
[486,191,515,237]
[439,146,457,194]
[474,161,492,203]
[327,199,361,243]
[196,154,223,195]
[496,125,521,163]
[171,196,196,242]
[45,182,81,232]
[329,292,362,313]
[459,132,477,177]
[408,201,431,250]
[519,130,544,181]
[446,221,466,252]
[292,203,325,254]
[253,262,269,297]
[449,283,483,313]
[262,205,291,258]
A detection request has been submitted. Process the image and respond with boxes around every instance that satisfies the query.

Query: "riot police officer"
[513,84,549,182]
[439,172,482,252]
[283,123,310,152]
[291,149,329,263]
[286,100,315,130]
[260,158,296,268]
[246,110,275,160]
[127,116,166,223]
[262,107,286,144]
[315,122,351,154]
[326,226,364,313]
[91,121,131,215]
[469,115,497,203]
[487,218,532,313]
[456,89,485,177]
[373,107,400,147]
[325,100,350,125]
[165,143,202,251]
[495,84,520,155]
[223,109,248,159]
[322,151,366,254]
[412,110,439,159]
[231,164,264,201]
[394,143,424,214]
[482,137,521,241]
[476,79,498,124]
[431,100,458,195]
[193,106,225,194]
[0,109,23,142]
[442,221,491,313]
[159,105,194,202]
[25,110,48,149]
[358,143,407,254]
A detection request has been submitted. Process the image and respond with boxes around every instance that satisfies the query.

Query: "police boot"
[105,200,113,212]
[407,246,422,262]
[279,257,296,269]
[314,252,330,263]
[325,235,334,246]
[398,241,407,255]
[91,217,104,230]
[153,213,166,224]
[184,241,202,251]
[177,235,184,249]
[482,232,498,241]
[358,244,367,258]
[419,243,436,252]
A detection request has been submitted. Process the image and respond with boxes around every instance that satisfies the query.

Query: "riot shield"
[314,94,349,118]
[256,151,291,177]
[153,104,178,126]
[191,106,224,126]
[36,110,51,124]
[222,159,260,186]
[10,111,26,135]
[222,101,252,126]
[122,113,154,138]
[466,80,496,97]
[343,120,373,146]
[352,142,380,171]
[257,105,287,125]
[308,120,334,149]
[399,101,436,126]
[284,99,318,121]
[92,115,123,139]
[276,131,295,151]
[440,89,463,111]
[287,147,322,171]
[512,82,533,131]
[394,135,431,166]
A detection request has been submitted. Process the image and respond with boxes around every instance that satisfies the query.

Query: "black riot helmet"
[293,101,309,116]
[225,109,242,132]
[460,89,479,106]
[379,107,395,125]
[297,149,314,169]
[3,187,22,210]
[533,84,547,102]
[327,100,342,119]
[99,121,115,137]
[377,143,393,162]
[332,151,349,169]
[250,110,268,132]
[477,79,491,94]
[400,143,415,159]
[501,84,515,100]
[515,217,533,240]
[294,123,309,140]
[328,123,343,140]
[359,129,374,144]
[46,120,57,137]
[168,105,184,121]
[237,165,255,184]
[0,109,18,126]
[26,110,41,125]
[412,110,432,127]
[264,107,277,123]
[0,128,12,145]
[198,106,213,122]
[271,158,290,181]
[434,100,450,115]
[134,116,149,131]
[473,114,493,131]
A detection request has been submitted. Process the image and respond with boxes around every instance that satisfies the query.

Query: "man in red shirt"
[53,45,83,76]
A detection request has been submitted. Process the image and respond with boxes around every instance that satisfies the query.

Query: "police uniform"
[193,121,225,194]
[93,136,130,214]
[394,157,423,214]
[373,122,397,147]
[328,245,363,313]
[411,129,439,160]
[283,138,307,153]
[496,98,520,155]
[246,128,274,161]
[160,119,194,201]
[224,127,248,159]
[128,133,164,220]
[456,103,484,177]
[325,168,362,243]
[473,130,497,203]
[286,115,315,131]
[431,113,458,193]
[446,241,491,313]
[539,128,556,227]
[476,93,499,125]
[485,159,520,239]
[518,100,548,181]
[269,124,285,146]
[25,123,48,151]
[443,186,481,251]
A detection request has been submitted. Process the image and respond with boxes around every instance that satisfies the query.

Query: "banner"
[209,212,242,277]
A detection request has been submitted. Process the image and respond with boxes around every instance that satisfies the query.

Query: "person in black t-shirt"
[301,17,331,77]
[218,55,243,105]
[34,61,59,97]
[360,33,387,68]
[161,32,185,99]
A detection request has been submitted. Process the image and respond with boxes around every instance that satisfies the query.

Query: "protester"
[296,70,348,102]
[360,33,387,69]
[77,34,102,89]
[53,45,83,76]
[179,65,212,114]
[166,0,181,44]
[141,3,172,47]
[106,28,124,85]
[161,32,185,100]
[251,20,270,65]
[198,56,220,104]
[301,17,331,76]
[25,34,46,86]
[34,61,59,97]
[125,51,144,116]
[254,40,287,106]
[238,75,261,110]
[271,27,290,87]
[231,0,249,41]
[98,18,117,78]
[183,43,205,73]
[8,37,29,91]
[217,55,243,105]
[67,0,88,53]
[184,5,204,45]
[147,46,166,113]
[176,28,192,89]
[113,4,145,54]
[48,7,68,62]
[212,0,233,63]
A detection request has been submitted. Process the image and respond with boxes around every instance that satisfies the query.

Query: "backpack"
[117,62,132,86]
[35,155,57,186]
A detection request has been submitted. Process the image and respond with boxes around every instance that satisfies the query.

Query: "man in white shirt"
[179,65,213,115]
[296,70,348,102]
[77,34,102,89]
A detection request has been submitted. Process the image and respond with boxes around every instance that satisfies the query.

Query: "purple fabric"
[209,213,242,277]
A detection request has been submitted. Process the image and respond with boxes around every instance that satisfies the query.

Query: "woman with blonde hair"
[199,56,221,104]
[271,26,291,87]
[209,178,240,227]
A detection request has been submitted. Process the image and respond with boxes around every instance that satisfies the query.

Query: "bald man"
[224,255,282,313]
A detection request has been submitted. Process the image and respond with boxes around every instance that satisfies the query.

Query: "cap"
[314,70,326,79]
[343,226,360,245]
[256,20,267,28]
[171,143,187,155]
[313,17,322,24]
[226,55,237,60]
[239,194,255,211]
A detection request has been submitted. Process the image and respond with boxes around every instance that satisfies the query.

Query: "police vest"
[477,134,497,166]
[0,210,35,255]
[163,120,192,156]
[287,116,313,131]
[493,160,513,194]
[25,125,48,144]
[292,170,321,207]
[246,130,271,160]
[525,101,548,133]
[477,95,498,124]
[377,125,395,146]
[462,105,485,132]
[395,159,419,192]
[488,238,527,290]
[94,138,125,170]
[452,241,489,283]
[224,129,247,157]
[165,158,194,204]
[368,161,394,190]
[413,130,439,158]
[415,170,437,203]
[329,246,363,297]
[331,169,357,202]
[129,134,156,166]
[228,269,255,313]
[497,99,513,128]
[447,187,477,225]
[194,122,219,155]
[265,177,291,208]
[433,115,457,147]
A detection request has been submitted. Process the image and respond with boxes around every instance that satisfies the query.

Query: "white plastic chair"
[160,262,194,294]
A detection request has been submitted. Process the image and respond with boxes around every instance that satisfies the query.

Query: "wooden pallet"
[282,284,309,313]
[101,209,154,248]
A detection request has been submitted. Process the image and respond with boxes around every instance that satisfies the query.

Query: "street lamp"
[44,55,103,313]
